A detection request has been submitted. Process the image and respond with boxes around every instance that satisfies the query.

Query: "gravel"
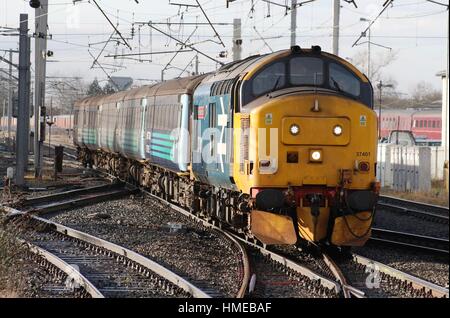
[45,194,243,297]
[18,227,184,298]
[247,248,337,298]
[334,255,426,298]
[270,245,336,281]
[374,208,449,239]
[0,219,82,298]
[0,149,108,202]
[354,244,449,288]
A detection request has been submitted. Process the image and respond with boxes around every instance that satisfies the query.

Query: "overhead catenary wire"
[88,50,121,90]
[105,49,194,58]
[194,0,225,47]
[352,0,394,47]
[161,27,199,79]
[91,0,132,50]
[148,23,224,66]
[253,26,273,52]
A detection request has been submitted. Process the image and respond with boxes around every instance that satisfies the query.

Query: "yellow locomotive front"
[233,46,379,247]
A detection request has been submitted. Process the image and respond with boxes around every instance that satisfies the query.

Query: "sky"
[0,0,448,96]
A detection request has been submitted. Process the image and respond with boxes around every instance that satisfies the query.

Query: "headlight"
[309,149,323,162]
[311,151,321,161]
[290,124,300,136]
[333,125,343,136]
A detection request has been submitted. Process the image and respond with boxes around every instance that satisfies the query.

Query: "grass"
[0,208,29,298]
[381,180,449,207]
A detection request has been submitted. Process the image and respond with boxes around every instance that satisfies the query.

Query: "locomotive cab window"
[329,63,360,97]
[252,62,286,96]
[289,57,324,85]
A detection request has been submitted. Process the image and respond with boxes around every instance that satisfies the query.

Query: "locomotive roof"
[74,47,369,108]
[74,74,208,108]
[199,47,368,84]
[123,74,208,101]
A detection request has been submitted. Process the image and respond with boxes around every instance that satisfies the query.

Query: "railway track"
[2,176,251,298]
[24,240,102,298]
[11,157,446,298]
[14,183,134,215]
[370,227,449,255]
[329,251,449,298]
[1,207,215,298]
[97,170,449,298]
[139,185,356,298]
[378,195,449,224]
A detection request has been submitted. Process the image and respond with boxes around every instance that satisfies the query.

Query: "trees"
[411,81,441,106]
[349,50,441,109]
[351,49,398,84]
[86,79,104,96]
[86,79,117,96]
[102,82,116,95]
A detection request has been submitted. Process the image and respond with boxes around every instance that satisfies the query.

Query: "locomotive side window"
[252,62,286,96]
[329,63,361,97]
[289,57,323,85]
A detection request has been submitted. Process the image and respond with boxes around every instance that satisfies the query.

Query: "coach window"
[290,57,324,85]
[329,63,361,97]
[252,62,286,96]
[432,121,436,128]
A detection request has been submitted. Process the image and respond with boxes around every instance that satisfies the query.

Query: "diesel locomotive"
[74,46,379,247]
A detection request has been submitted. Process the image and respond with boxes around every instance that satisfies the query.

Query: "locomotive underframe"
[78,146,377,247]
[78,147,251,234]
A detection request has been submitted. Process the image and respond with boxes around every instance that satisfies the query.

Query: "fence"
[430,146,445,180]
[377,144,431,192]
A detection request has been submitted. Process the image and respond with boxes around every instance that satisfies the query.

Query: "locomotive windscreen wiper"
[269,75,282,95]
[330,77,343,93]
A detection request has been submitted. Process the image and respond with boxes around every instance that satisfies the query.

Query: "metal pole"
[332,0,340,55]
[2,99,5,125]
[445,8,449,162]
[15,14,31,186]
[7,49,12,150]
[368,26,371,80]
[232,18,242,61]
[290,0,297,47]
[378,81,382,140]
[34,0,48,178]
[194,55,199,75]
[48,96,52,156]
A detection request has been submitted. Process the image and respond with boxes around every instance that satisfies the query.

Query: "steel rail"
[141,188,340,295]
[140,188,250,298]
[23,239,104,298]
[2,206,212,298]
[318,249,365,298]
[20,184,135,215]
[22,183,125,206]
[377,201,448,224]
[45,143,78,160]
[353,254,449,298]
[370,227,449,254]
[379,195,449,216]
